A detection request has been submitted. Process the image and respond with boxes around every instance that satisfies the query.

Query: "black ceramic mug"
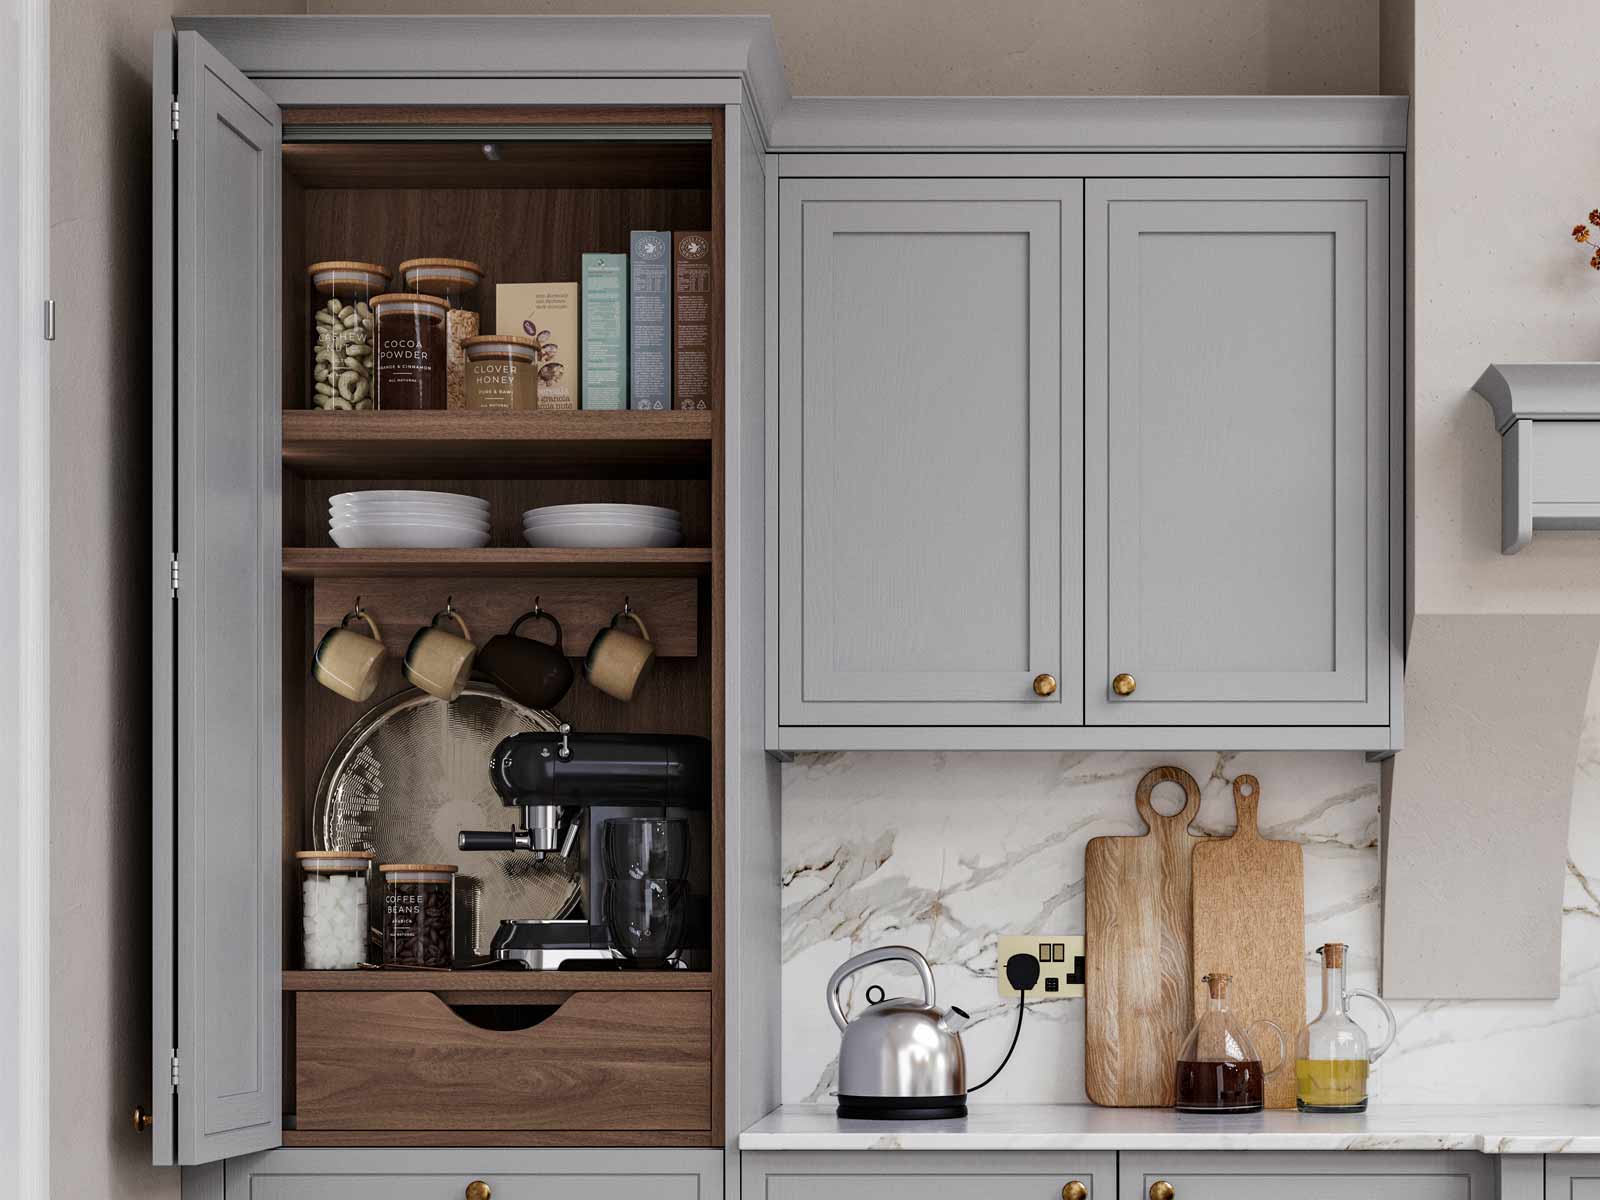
[475,607,575,709]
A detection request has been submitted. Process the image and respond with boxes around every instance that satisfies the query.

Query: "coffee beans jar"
[380,863,456,968]
[398,258,484,410]
[462,334,540,410]
[371,293,448,410]
[296,850,372,969]
[307,261,388,411]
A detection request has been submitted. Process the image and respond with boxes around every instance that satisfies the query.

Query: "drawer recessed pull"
[466,1181,491,1200]
[1149,1183,1174,1200]
[1062,1183,1087,1200]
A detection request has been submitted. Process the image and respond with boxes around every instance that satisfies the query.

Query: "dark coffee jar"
[379,863,456,968]
[372,293,448,411]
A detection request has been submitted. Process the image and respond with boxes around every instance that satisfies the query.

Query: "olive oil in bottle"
[1295,944,1397,1114]
[1294,1058,1369,1111]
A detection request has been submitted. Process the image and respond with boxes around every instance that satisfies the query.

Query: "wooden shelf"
[282,409,715,479]
[283,547,712,580]
[283,969,713,992]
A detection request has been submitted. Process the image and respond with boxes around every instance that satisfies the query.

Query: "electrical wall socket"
[998,934,1085,998]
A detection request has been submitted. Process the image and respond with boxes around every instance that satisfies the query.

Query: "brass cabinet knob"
[1111,673,1137,696]
[465,1183,491,1200]
[1062,1183,1088,1200]
[131,1105,153,1133]
[1149,1183,1175,1200]
[1033,673,1058,696]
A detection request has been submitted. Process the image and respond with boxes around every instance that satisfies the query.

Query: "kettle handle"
[826,945,936,1033]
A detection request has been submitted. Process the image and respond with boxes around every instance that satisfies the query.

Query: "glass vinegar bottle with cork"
[1295,942,1398,1113]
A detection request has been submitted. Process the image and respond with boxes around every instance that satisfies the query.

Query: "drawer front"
[295,990,710,1132]
[224,1148,722,1200]
[1119,1152,1495,1200]
[743,1150,1114,1200]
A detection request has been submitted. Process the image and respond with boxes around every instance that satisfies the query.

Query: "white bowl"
[524,514,680,531]
[523,502,680,521]
[332,518,490,537]
[330,523,491,549]
[334,490,487,511]
[523,522,682,549]
[332,505,492,526]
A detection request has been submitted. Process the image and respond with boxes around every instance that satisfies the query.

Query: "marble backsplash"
[781,710,1600,1105]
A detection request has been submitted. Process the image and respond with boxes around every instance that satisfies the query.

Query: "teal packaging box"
[629,230,672,410]
[581,252,628,410]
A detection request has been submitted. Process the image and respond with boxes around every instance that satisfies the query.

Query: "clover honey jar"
[462,334,540,411]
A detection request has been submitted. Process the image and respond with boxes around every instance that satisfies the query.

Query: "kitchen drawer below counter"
[293,988,711,1136]
[742,1150,1115,1200]
[738,1104,1600,1154]
[222,1148,723,1200]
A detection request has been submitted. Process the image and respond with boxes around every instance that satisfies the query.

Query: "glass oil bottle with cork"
[1173,972,1287,1113]
[1295,942,1398,1113]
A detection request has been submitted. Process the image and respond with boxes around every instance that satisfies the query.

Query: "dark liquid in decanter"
[1174,1059,1265,1113]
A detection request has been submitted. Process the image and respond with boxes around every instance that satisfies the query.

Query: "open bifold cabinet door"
[151,28,283,1165]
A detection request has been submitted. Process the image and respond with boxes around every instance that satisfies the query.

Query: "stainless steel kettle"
[827,945,970,1119]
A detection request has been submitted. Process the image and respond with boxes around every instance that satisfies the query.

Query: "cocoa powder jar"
[372,292,448,410]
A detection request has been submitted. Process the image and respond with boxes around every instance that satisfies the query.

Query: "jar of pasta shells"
[308,261,388,411]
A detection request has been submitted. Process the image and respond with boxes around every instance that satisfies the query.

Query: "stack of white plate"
[330,490,491,549]
[522,503,683,549]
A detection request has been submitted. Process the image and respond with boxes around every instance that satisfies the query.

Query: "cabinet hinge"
[170,1050,181,1091]
[169,555,180,597]
[42,299,54,342]
[170,97,180,139]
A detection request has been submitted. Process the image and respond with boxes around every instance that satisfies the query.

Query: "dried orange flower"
[1575,224,1592,243]
[1589,249,1600,269]
[1589,208,1600,225]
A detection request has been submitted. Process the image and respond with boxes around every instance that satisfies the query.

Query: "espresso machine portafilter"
[458,727,713,968]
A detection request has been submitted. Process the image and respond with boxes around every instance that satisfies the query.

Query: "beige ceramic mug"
[404,603,476,702]
[313,606,386,702]
[583,608,656,701]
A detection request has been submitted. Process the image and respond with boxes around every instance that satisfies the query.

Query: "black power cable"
[968,952,1041,1093]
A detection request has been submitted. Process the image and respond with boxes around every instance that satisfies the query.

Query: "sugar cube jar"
[295,850,373,969]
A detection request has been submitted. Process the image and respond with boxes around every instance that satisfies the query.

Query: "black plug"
[1005,951,1041,993]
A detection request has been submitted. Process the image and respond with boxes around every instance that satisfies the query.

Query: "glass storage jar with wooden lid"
[398,258,484,409]
[371,293,448,411]
[462,333,541,411]
[307,261,388,411]
[295,850,373,969]
[380,863,456,968]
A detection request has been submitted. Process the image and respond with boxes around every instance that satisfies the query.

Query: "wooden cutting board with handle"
[1085,765,1204,1107]
[1191,773,1305,1110]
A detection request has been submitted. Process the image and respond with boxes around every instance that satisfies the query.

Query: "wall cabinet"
[769,161,1401,752]
[775,179,1082,729]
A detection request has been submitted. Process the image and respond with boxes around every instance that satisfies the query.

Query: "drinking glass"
[603,878,688,968]
[603,817,689,881]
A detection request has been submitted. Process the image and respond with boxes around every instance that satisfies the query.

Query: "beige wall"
[46,0,295,1197]
[311,0,1382,95]
[1405,0,1600,613]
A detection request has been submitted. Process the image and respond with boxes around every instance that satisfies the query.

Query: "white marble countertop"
[739,1104,1600,1154]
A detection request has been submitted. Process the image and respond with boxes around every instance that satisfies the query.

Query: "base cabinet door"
[1547,1155,1600,1198]
[1085,177,1393,728]
[743,1150,1115,1200]
[776,177,1083,728]
[1118,1152,1495,1200]
[219,1148,723,1200]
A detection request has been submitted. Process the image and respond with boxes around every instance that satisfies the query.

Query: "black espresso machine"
[458,727,712,969]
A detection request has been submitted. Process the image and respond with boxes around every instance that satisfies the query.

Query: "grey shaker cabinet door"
[221,1148,723,1200]
[743,1150,1114,1200]
[152,30,283,1166]
[1085,178,1391,726]
[777,178,1083,726]
[1548,1157,1600,1199]
[1118,1152,1495,1200]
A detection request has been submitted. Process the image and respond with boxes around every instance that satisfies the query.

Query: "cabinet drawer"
[224,1148,722,1200]
[743,1150,1114,1200]
[1119,1152,1495,1200]
[294,990,710,1132]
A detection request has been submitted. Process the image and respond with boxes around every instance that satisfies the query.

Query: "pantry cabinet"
[768,155,1403,753]
[774,178,1081,728]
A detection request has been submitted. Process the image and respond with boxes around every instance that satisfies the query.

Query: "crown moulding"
[1474,363,1600,553]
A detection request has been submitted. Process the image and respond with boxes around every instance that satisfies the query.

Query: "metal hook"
[621,595,632,616]
[531,595,542,617]
[443,595,455,615]
[352,595,364,614]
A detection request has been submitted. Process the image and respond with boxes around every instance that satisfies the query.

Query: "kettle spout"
[939,1005,972,1035]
